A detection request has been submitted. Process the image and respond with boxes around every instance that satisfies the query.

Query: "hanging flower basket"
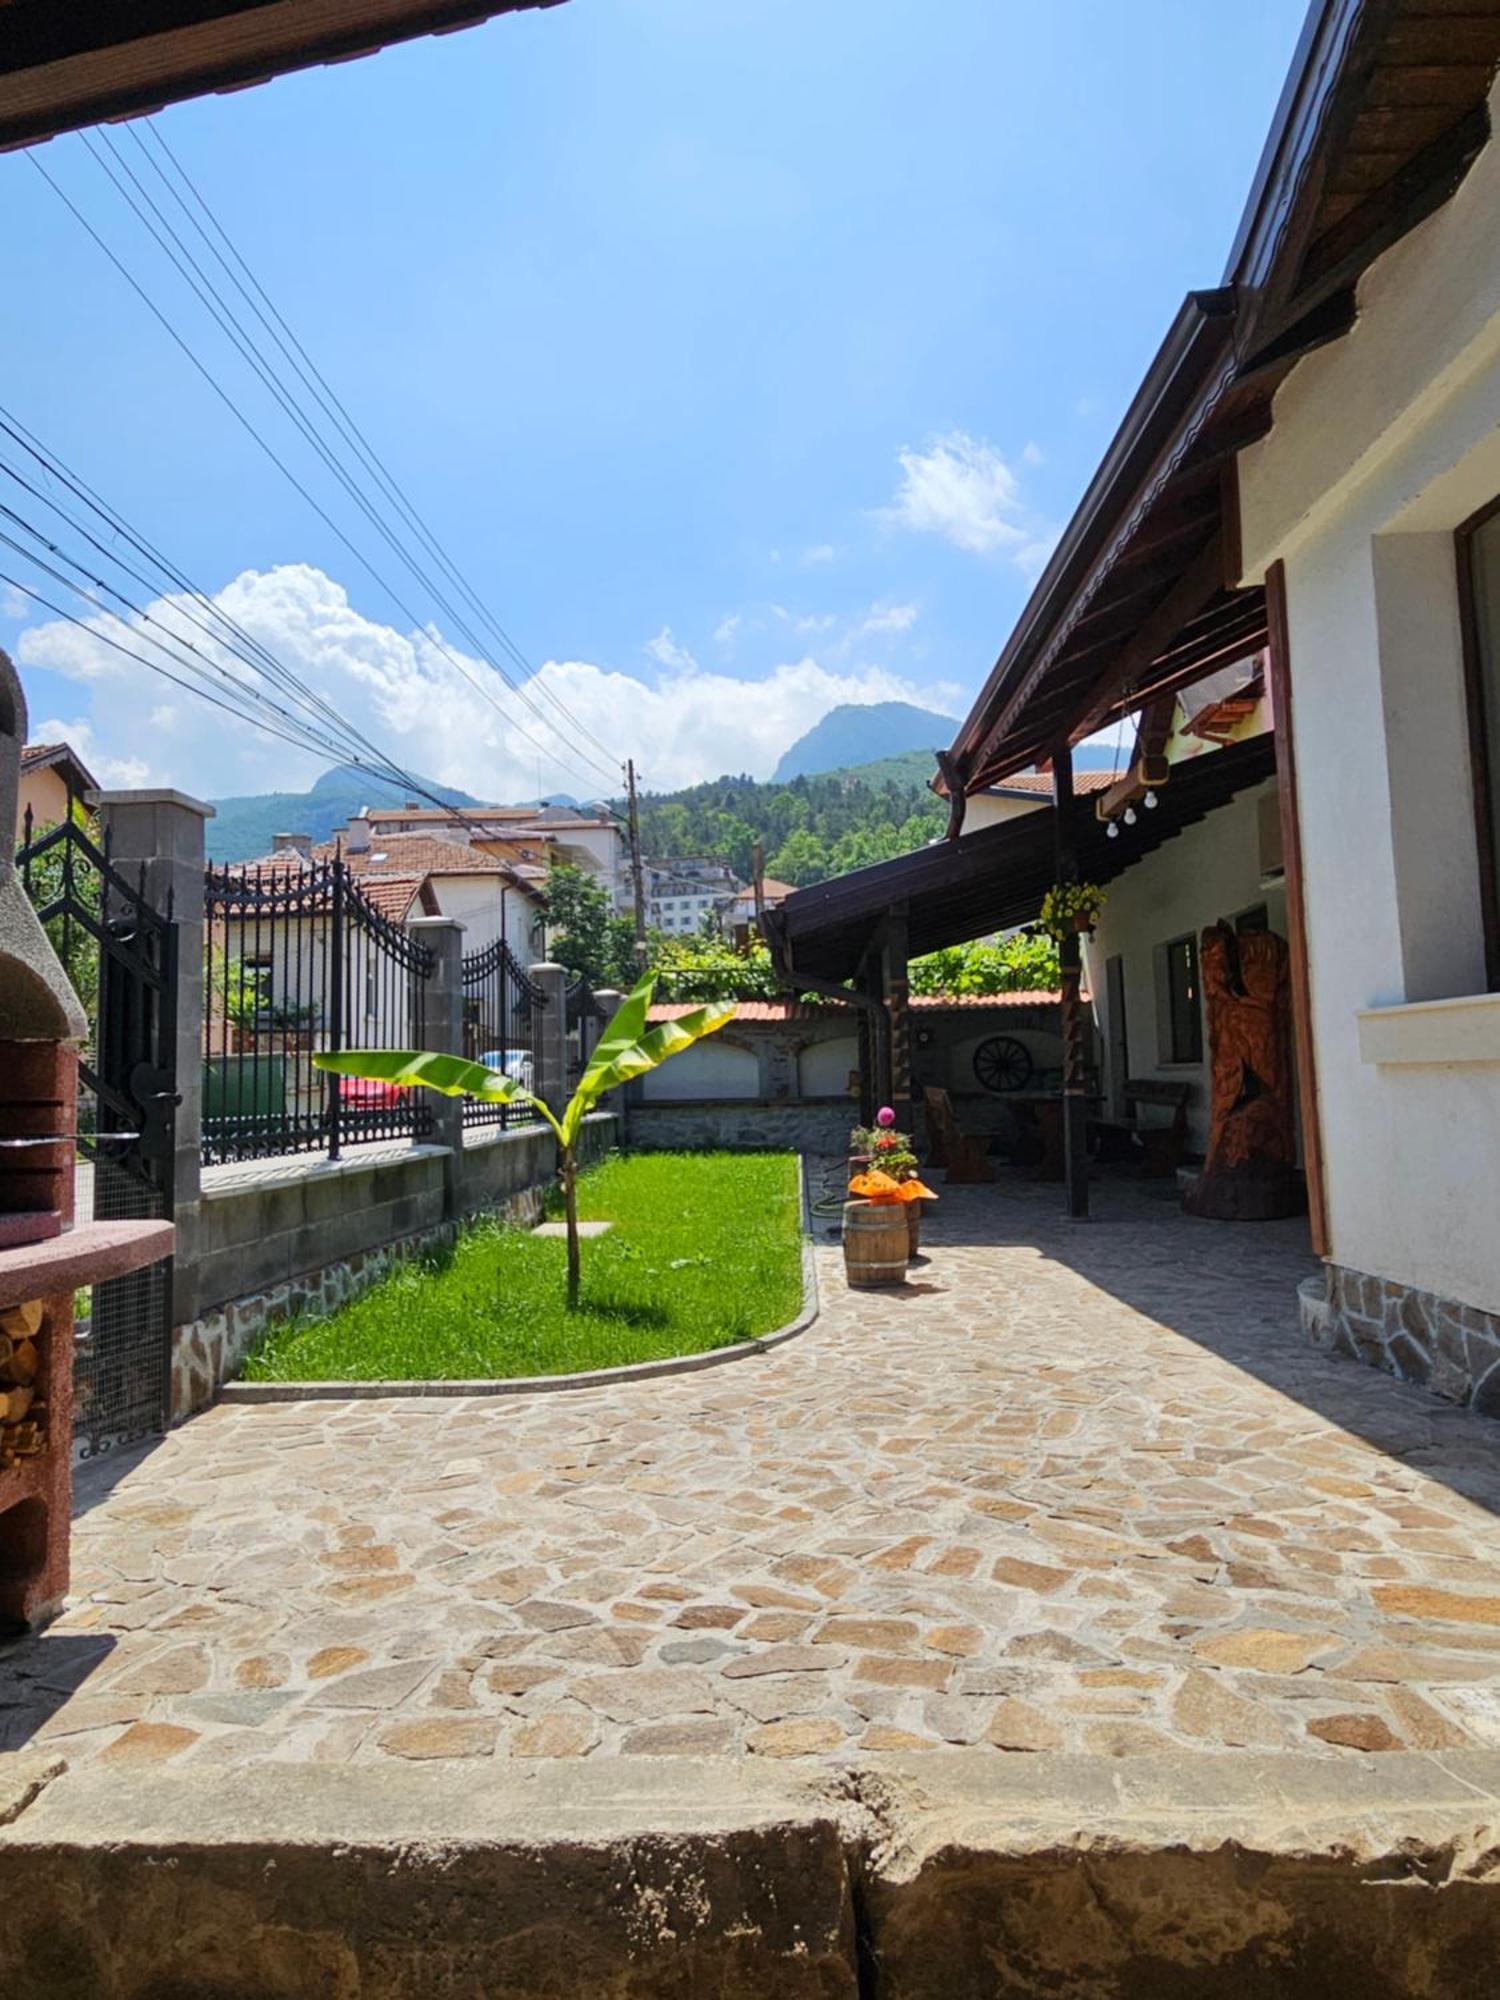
[1040,881,1106,942]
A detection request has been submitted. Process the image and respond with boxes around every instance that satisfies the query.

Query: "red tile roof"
[337,835,518,877]
[982,770,1116,798]
[647,991,1061,1023]
[353,875,422,921]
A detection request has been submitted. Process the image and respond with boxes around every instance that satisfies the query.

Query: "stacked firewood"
[0,1300,45,1467]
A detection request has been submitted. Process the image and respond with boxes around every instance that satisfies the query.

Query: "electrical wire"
[0,422,510,825]
[82,127,621,788]
[32,143,615,802]
[132,119,622,772]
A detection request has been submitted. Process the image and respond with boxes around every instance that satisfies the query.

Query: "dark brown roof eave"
[943,0,1500,794]
[766,732,1278,985]
[944,287,1238,790]
[0,0,566,152]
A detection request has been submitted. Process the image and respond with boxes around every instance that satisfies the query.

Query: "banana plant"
[312,974,736,1308]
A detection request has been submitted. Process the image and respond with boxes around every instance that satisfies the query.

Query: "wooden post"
[1053,744,1090,1220]
[1265,560,1329,1255]
[883,902,912,1135]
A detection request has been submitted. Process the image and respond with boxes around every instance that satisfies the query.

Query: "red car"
[334,1076,408,1111]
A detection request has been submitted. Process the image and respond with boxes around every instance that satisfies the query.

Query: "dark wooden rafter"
[944,0,1500,799]
[766,734,1277,985]
[0,0,564,151]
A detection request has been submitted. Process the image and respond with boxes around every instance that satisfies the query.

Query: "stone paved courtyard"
[7,1174,1500,1770]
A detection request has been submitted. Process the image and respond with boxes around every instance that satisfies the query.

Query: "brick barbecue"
[0,651,172,1629]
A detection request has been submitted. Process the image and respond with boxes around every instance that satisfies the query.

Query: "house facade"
[17,741,96,838]
[1234,70,1500,1396]
[646,857,741,934]
[767,0,1500,1413]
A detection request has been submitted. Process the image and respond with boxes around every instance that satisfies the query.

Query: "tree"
[314,976,735,1309]
[545,861,637,987]
[766,829,830,887]
[19,801,101,1024]
[908,931,1060,996]
[648,930,779,1002]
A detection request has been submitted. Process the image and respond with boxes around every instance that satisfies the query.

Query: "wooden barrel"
[843,1200,909,1288]
[905,1199,922,1259]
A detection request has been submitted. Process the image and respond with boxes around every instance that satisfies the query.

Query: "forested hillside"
[632,764,946,886]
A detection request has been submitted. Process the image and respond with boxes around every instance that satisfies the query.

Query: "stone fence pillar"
[408,917,465,1215]
[92,788,213,1328]
[530,962,568,1113]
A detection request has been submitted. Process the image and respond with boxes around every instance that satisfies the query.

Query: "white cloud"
[14,564,956,801]
[801,544,836,567]
[1022,441,1045,469]
[859,601,918,638]
[882,430,1041,560]
[31,714,150,790]
[645,625,697,672]
[1,583,30,621]
[712,612,742,648]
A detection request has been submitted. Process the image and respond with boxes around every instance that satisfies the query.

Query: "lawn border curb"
[218,1153,819,1403]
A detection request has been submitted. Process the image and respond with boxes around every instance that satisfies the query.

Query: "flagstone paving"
[8,1172,1500,1769]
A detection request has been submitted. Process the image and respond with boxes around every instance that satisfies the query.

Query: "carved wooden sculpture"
[1183,921,1305,1221]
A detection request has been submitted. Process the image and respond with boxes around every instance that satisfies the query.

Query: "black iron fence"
[203,855,435,1164]
[16,803,179,1456]
[460,938,547,1129]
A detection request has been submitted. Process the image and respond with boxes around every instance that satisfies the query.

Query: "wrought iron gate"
[17,806,179,1457]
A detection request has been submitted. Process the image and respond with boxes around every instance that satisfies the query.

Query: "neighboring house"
[17,741,97,838]
[211,828,546,1056]
[364,802,631,909]
[963,768,1114,834]
[646,858,741,933]
[722,877,795,946]
[767,1,1500,1413]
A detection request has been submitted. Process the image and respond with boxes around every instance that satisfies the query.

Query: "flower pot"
[1072,911,1094,933]
[905,1199,921,1259]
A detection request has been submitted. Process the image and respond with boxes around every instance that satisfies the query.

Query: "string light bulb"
[1107,820,1120,839]
[1124,805,1138,827]
[1144,789,1158,810]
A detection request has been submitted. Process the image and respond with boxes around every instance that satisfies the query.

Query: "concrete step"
[3,1749,1500,1997]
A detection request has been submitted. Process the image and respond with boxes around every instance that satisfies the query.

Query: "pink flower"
[876,1106,895,1127]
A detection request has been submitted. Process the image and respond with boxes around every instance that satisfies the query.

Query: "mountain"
[771,701,954,783]
[205,764,484,862]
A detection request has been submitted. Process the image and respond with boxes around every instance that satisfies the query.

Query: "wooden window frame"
[1161,932,1204,1066]
[1455,490,1500,992]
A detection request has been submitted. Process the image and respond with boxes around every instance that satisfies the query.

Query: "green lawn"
[240,1150,803,1383]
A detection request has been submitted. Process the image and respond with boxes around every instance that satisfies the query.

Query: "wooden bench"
[1093,1078,1192,1178]
[922,1086,995,1184]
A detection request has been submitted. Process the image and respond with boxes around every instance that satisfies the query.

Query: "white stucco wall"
[1084,781,1286,1153]
[919,1024,1065,1101]
[1236,79,1500,1312]
[963,792,1048,834]
[636,1038,760,1101]
[799,1035,860,1099]
[426,876,543,962]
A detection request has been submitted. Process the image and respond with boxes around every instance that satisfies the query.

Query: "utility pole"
[624,758,648,964]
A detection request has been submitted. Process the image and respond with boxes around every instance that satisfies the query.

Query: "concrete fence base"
[174,1114,618,1416]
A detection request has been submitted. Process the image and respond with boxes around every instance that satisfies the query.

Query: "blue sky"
[1,0,1308,802]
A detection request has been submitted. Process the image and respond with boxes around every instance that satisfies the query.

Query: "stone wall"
[173,1114,617,1416]
[626,1099,855,1155]
[1305,1262,1500,1416]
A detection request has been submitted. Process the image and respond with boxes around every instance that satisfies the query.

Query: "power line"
[32,143,616,802]
[133,120,622,772]
[0,423,508,826]
[81,128,618,793]
[82,127,621,788]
